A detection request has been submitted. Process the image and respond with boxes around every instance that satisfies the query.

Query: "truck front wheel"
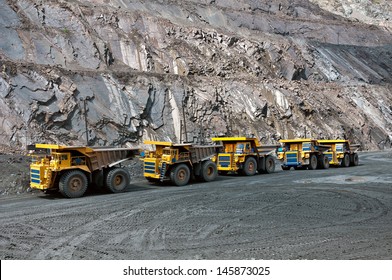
[308,154,318,170]
[59,170,88,198]
[105,167,130,193]
[243,157,257,176]
[170,164,190,186]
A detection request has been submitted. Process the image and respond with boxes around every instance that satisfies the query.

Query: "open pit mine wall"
[0,0,391,151]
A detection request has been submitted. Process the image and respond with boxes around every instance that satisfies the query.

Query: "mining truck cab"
[317,139,359,167]
[50,152,70,170]
[277,139,330,170]
[161,146,191,164]
[162,147,178,163]
[211,137,276,176]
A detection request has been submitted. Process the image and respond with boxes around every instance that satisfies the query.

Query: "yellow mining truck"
[277,139,330,170]
[317,140,360,167]
[211,137,277,176]
[29,144,140,198]
[142,140,221,186]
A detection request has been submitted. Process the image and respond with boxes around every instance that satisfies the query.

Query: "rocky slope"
[1,0,391,151]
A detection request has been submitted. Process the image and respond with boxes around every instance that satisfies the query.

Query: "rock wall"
[1,0,391,151]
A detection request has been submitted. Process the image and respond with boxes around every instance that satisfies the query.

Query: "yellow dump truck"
[317,140,360,167]
[211,137,277,176]
[277,139,330,170]
[142,140,221,186]
[29,144,140,198]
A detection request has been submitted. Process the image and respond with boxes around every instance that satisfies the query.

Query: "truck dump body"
[86,147,139,171]
[190,145,222,163]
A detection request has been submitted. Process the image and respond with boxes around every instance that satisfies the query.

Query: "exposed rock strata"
[0,0,391,151]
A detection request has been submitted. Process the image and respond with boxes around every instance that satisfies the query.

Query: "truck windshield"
[236,143,250,154]
[236,143,244,154]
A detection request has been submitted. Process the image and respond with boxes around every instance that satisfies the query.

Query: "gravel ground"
[0,151,391,259]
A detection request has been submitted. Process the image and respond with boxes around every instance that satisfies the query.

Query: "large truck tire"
[341,153,350,167]
[105,167,130,193]
[317,155,330,169]
[351,153,359,166]
[308,154,318,170]
[170,163,191,186]
[263,155,275,174]
[243,157,257,176]
[59,170,88,198]
[200,160,218,182]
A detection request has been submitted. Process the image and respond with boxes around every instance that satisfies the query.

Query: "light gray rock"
[0,0,391,151]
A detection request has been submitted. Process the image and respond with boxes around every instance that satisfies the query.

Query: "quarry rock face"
[0,0,391,151]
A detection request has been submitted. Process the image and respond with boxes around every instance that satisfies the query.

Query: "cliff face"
[1,0,391,151]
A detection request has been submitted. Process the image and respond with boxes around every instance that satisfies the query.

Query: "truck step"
[160,162,167,182]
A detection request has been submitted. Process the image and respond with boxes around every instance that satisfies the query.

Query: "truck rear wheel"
[105,167,130,193]
[318,155,330,169]
[263,156,275,174]
[170,164,190,186]
[308,154,318,170]
[200,160,218,182]
[59,170,88,198]
[351,153,359,166]
[243,157,257,176]
[341,154,350,167]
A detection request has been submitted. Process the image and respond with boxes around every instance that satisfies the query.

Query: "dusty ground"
[0,151,391,259]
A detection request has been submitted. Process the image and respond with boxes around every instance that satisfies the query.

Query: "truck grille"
[144,161,156,174]
[218,156,231,167]
[30,169,40,184]
[286,152,298,166]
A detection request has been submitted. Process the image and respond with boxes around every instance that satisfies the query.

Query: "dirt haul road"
[0,151,391,260]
